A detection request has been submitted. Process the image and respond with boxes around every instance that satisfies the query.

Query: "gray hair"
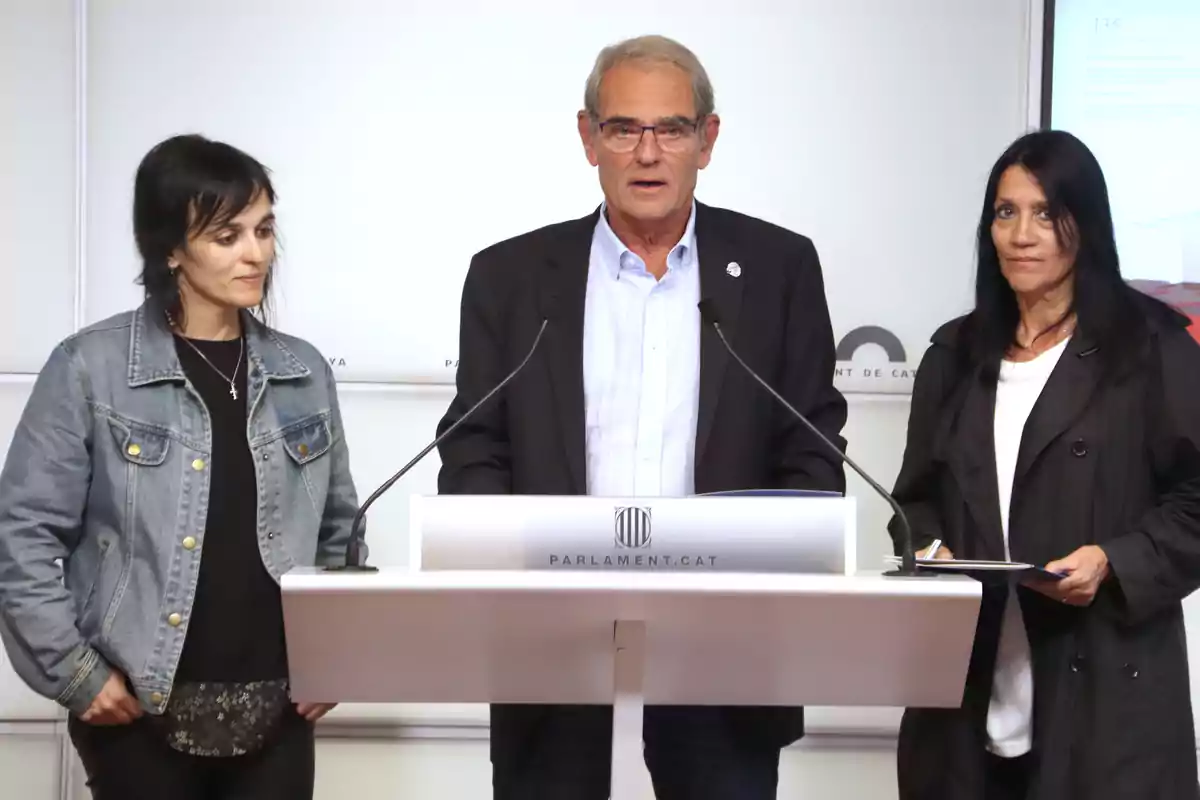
[583,35,715,121]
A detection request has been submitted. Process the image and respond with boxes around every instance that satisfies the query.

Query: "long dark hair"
[133,134,277,327]
[965,129,1178,380]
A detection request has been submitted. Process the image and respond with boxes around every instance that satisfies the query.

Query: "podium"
[281,494,982,799]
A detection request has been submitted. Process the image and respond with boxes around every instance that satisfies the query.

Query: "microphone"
[327,316,551,573]
[696,299,922,577]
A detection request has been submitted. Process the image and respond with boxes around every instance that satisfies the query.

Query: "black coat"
[890,305,1200,800]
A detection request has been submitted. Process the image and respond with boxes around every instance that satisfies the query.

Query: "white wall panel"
[0,0,78,373]
[83,0,1030,393]
[334,385,453,568]
[0,381,66,721]
[307,735,899,800]
[0,730,63,800]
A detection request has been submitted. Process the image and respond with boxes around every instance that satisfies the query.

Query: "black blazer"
[889,301,1200,800]
[436,200,847,499]
[436,201,849,746]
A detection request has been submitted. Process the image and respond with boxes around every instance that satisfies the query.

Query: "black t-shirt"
[172,334,288,682]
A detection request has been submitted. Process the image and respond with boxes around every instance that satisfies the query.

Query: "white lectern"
[281,494,981,800]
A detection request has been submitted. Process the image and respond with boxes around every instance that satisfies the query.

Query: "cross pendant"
[229,383,238,400]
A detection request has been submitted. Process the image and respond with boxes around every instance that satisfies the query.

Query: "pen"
[924,538,943,560]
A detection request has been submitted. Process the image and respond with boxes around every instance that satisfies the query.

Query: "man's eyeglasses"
[596,117,701,153]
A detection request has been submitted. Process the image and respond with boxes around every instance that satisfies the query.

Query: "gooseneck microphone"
[696,299,921,577]
[327,317,551,573]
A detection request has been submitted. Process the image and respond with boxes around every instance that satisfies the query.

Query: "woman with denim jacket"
[0,134,360,799]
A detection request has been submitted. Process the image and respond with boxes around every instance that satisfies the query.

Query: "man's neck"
[606,204,691,258]
[605,203,692,280]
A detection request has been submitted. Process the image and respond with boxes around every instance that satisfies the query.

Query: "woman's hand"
[916,542,954,560]
[79,670,143,726]
[296,702,337,723]
[1029,545,1110,606]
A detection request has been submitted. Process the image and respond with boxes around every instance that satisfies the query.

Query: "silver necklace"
[171,326,243,400]
[166,312,245,399]
[176,330,244,400]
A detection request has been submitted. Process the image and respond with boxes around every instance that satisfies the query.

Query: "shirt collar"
[594,200,698,281]
[127,301,310,387]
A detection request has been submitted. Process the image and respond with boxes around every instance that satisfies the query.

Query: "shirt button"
[182,536,197,551]
[1070,439,1088,457]
[126,443,141,457]
[167,613,182,627]
[297,443,309,456]
[150,691,164,705]
[192,459,205,471]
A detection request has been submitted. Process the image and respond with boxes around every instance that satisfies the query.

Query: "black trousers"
[490,704,783,800]
[68,709,314,800]
[984,752,1034,800]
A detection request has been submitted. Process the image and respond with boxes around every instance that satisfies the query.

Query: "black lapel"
[1012,333,1103,488]
[947,367,1008,561]
[541,209,598,494]
[694,203,747,462]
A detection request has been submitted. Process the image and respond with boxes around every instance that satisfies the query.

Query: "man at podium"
[436,34,848,800]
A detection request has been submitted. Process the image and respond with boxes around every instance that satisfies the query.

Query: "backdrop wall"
[81,0,1031,394]
[14,3,1195,799]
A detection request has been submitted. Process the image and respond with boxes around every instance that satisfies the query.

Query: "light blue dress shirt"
[582,203,701,497]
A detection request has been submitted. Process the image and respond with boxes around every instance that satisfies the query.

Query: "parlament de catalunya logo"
[835,325,917,387]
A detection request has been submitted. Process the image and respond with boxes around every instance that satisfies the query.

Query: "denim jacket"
[0,303,360,717]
